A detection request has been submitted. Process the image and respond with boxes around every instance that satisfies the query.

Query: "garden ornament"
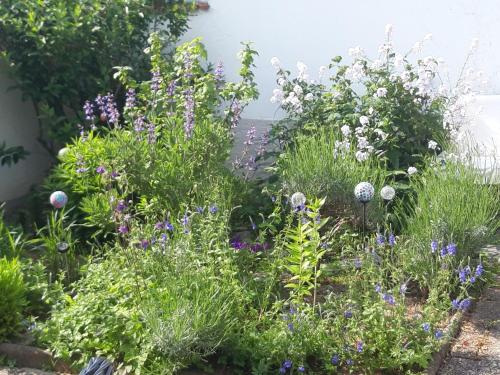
[79,357,114,375]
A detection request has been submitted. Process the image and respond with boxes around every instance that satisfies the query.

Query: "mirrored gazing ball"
[50,191,68,209]
[57,147,70,158]
[354,182,375,203]
[380,185,396,201]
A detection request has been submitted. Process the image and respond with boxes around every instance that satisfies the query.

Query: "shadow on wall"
[0,65,52,203]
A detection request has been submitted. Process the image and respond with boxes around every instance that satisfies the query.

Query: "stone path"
[0,369,56,375]
[439,245,500,375]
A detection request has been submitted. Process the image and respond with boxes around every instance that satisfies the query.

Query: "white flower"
[470,38,479,50]
[277,77,286,86]
[304,93,314,101]
[385,24,393,37]
[359,116,369,126]
[357,137,370,150]
[271,57,281,69]
[293,85,303,96]
[407,166,418,175]
[376,87,388,98]
[428,140,438,150]
[368,107,374,115]
[355,150,369,162]
[348,46,364,58]
[270,88,284,103]
[355,126,365,136]
[394,54,404,67]
[319,65,328,78]
[380,186,396,201]
[291,192,306,208]
[341,125,351,137]
[374,128,387,140]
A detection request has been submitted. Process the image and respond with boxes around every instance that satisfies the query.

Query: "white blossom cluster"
[270,25,483,164]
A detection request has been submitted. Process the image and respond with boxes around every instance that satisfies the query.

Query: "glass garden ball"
[50,191,68,209]
[380,185,396,201]
[354,182,375,203]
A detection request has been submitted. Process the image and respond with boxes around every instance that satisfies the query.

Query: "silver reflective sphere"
[56,242,69,254]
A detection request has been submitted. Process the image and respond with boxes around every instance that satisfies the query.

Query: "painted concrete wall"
[0,67,52,202]
[182,0,500,121]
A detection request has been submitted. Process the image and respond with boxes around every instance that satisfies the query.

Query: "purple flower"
[195,206,204,213]
[167,80,176,98]
[83,100,94,121]
[375,283,382,293]
[422,323,430,332]
[475,263,484,277]
[331,354,340,366]
[155,222,164,230]
[283,360,292,369]
[209,205,218,214]
[96,166,106,174]
[140,239,149,250]
[165,221,174,231]
[399,283,408,295]
[440,246,448,257]
[151,70,161,92]
[76,167,88,174]
[458,268,468,284]
[125,88,136,108]
[383,293,395,305]
[230,99,242,129]
[105,93,119,124]
[459,298,472,311]
[345,359,353,366]
[356,341,363,353]
[182,214,189,226]
[388,233,396,247]
[297,366,305,373]
[435,330,444,339]
[230,237,246,250]
[469,276,476,284]
[431,240,438,253]
[451,298,460,310]
[134,116,146,132]
[118,225,129,234]
[376,233,385,245]
[287,322,294,332]
[344,310,353,319]
[111,171,119,179]
[116,200,126,212]
[147,123,156,144]
[214,61,224,85]
[279,368,286,374]
[183,88,195,138]
[447,243,457,256]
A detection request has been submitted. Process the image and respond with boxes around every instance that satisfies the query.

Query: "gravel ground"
[0,369,57,375]
[439,245,500,375]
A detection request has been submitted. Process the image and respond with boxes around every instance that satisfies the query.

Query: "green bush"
[277,129,386,223]
[0,258,26,340]
[0,0,192,152]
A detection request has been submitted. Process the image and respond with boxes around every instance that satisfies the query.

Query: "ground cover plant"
[0,24,498,375]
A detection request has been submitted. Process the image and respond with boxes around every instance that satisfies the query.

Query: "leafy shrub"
[0,208,24,258]
[277,129,386,222]
[269,26,479,171]
[0,258,26,340]
[0,0,192,152]
[43,33,258,239]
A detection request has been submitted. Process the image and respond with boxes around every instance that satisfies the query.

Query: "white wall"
[182,0,500,121]
[0,67,52,202]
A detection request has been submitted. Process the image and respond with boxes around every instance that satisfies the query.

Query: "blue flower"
[459,298,472,311]
[383,293,395,305]
[470,276,476,284]
[447,243,457,256]
[298,366,305,373]
[376,233,385,245]
[96,166,106,174]
[356,341,363,353]
[435,330,444,339]
[279,367,286,374]
[440,247,448,257]
[344,310,353,319]
[458,268,467,284]
[422,323,430,332]
[431,240,438,253]
[331,354,340,365]
[195,206,204,213]
[451,299,460,310]
[209,205,218,214]
[346,359,353,366]
[283,359,292,369]
[388,233,396,247]
[475,263,484,277]
[375,283,382,293]
[287,322,294,332]
[165,221,174,231]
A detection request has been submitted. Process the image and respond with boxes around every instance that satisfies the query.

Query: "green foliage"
[282,197,328,306]
[0,0,192,152]
[44,34,258,237]
[0,208,24,258]
[277,129,386,222]
[0,258,26,340]
[0,142,28,166]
